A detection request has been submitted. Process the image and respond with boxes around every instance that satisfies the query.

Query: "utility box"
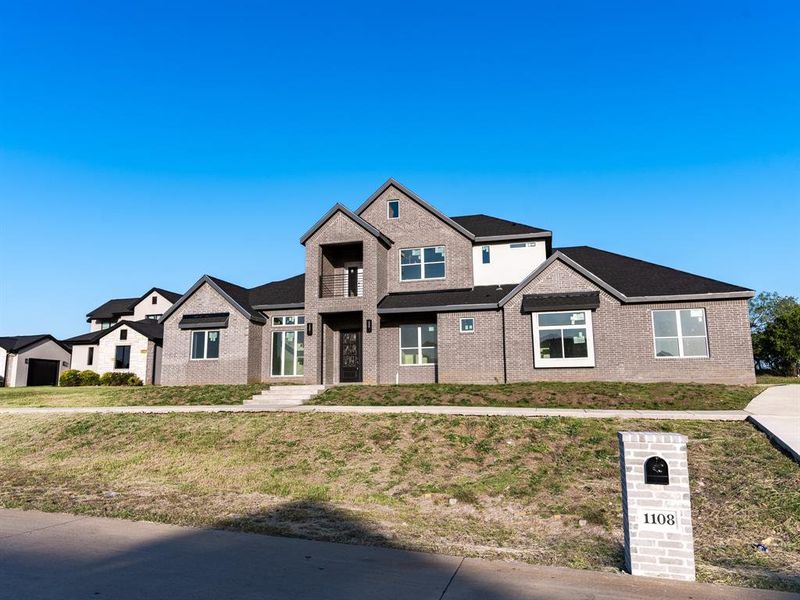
[618,431,696,581]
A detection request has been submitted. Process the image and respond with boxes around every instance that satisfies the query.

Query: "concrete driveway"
[0,509,796,600]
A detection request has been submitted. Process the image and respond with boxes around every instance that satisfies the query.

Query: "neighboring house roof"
[299,203,392,246]
[160,273,307,325]
[65,319,163,346]
[86,297,139,320]
[85,286,182,322]
[450,214,551,240]
[0,334,70,353]
[556,246,753,299]
[122,319,164,342]
[250,274,306,308]
[63,330,106,346]
[377,285,516,314]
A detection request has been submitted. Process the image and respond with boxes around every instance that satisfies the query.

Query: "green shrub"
[78,370,100,386]
[59,369,81,387]
[99,372,142,386]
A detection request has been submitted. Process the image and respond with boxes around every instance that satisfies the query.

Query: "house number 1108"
[643,513,675,526]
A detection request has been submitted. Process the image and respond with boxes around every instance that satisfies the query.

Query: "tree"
[750,292,800,376]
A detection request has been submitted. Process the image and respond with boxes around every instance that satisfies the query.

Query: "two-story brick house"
[158,179,755,387]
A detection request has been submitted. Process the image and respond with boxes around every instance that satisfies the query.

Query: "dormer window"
[387,200,399,219]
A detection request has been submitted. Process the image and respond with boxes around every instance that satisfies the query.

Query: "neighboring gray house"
[0,335,72,387]
[158,179,755,387]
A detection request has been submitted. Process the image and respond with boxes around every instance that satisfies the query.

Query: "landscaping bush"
[99,372,143,386]
[78,370,101,386]
[59,369,81,387]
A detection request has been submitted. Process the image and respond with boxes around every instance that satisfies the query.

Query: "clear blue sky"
[1,1,798,338]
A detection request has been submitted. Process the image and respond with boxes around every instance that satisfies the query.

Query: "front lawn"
[757,374,800,385]
[0,412,796,591]
[310,381,760,411]
[0,384,267,407]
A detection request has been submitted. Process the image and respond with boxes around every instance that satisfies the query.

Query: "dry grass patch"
[310,381,760,410]
[0,413,796,592]
[0,384,267,407]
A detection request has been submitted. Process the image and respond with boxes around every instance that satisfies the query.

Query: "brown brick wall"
[360,185,474,294]
[161,282,259,385]
[437,311,505,383]
[503,260,755,384]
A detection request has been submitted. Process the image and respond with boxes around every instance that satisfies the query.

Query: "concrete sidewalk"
[0,508,795,600]
[0,403,748,420]
[745,385,800,462]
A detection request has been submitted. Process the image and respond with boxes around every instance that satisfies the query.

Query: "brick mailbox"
[618,431,696,581]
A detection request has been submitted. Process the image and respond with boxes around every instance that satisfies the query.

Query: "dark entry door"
[26,359,59,386]
[339,329,362,382]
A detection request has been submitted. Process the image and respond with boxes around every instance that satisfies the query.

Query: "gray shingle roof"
[451,214,550,238]
[86,287,182,321]
[378,285,516,312]
[0,335,66,353]
[557,246,752,298]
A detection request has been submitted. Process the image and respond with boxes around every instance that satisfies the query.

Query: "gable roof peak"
[299,202,392,246]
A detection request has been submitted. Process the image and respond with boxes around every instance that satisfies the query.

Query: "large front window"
[114,345,130,369]
[652,309,708,358]
[400,246,445,280]
[272,330,305,376]
[191,330,220,360]
[532,311,595,368]
[400,324,437,365]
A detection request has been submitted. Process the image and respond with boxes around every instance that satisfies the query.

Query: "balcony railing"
[319,272,363,298]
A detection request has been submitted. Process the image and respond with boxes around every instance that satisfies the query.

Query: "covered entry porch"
[319,311,365,385]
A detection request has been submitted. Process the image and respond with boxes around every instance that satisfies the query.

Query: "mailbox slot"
[644,456,669,485]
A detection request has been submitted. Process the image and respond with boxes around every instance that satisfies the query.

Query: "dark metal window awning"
[521,291,600,314]
[179,312,230,330]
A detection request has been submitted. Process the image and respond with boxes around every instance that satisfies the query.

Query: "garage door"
[26,359,60,386]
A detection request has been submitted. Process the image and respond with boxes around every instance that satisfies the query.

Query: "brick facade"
[360,186,474,294]
[160,283,260,385]
[503,260,755,384]
[158,183,755,387]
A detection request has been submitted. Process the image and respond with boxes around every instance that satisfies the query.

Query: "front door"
[339,329,362,382]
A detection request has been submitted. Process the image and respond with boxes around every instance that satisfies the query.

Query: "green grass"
[0,412,796,591]
[310,381,760,410]
[0,384,267,407]
[757,374,800,385]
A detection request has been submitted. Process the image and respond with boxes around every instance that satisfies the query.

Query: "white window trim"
[459,317,475,334]
[399,246,446,282]
[531,310,595,368]
[273,315,305,327]
[387,199,400,220]
[190,330,220,361]
[399,324,437,366]
[271,330,305,377]
[651,309,709,359]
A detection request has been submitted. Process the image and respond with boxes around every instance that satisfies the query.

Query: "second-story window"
[152,295,158,304]
[482,246,491,264]
[400,246,445,281]
[120,329,127,340]
[388,200,399,219]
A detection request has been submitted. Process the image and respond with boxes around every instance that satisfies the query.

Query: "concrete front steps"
[244,385,327,407]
